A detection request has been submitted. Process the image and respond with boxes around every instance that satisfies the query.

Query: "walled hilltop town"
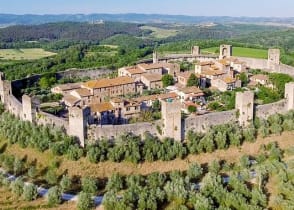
[1,45,294,147]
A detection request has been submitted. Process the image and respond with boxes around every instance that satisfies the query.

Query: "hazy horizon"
[1,0,294,18]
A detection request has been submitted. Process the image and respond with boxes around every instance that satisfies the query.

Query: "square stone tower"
[0,72,12,106]
[153,51,158,64]
[268,49,280,65]
[68,106,91,147]
[22,95,39,123]
[161,99,182,141]
[235,91,254,126]
[191,46,200,56]
[285,82,294,111]
[219,45,232,59]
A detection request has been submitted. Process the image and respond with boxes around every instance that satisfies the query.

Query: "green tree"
[106,173,123,192]
[81,177,97,195]
[239,72,248,86]
[39,74,57,89]
[45,169,58,185]
[188,105,197,113]
[187,163,203,181]
[162,74,174,87]
[10,178,24,196]
[77,192,93,210]
[60,175,72,192]
[187,73,199,87]
[27,166,37,179]
[23,183,38,201]
[47,186,62,206]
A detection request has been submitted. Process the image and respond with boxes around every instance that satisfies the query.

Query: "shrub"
[81,177,97,195]
[10,178,24,196]
[60,175,72,192]
[77,192,93,210]
[23,183,38,201]
[47,186,62,206]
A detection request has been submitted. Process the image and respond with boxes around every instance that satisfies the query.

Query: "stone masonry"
[235,91,254,126]
[219,45,232,59]
[68,106,91,147]
[285,82,294,111]
[161,99,182,141]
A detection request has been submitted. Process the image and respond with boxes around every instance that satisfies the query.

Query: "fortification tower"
[268,49,280,65]
[0,72,12,106]
[22,95,39,123]
[161,99,182,141]
[191,46,200,56]
[219,45,232,59]
[235,91,254,126]
[153,51,159,64]
[68,106,91,147]
[285,82,294,111]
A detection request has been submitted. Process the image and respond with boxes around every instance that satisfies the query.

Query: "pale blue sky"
[0,0,293,17]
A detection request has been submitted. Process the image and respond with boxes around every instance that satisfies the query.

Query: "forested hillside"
[0,22,143,42]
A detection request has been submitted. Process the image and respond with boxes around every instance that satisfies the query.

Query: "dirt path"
[4,132,294,179]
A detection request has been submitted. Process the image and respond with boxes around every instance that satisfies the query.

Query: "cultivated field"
[0,186,76,209]
[0,48,56,60]
[140,26,180,39]
[202,46,268,59]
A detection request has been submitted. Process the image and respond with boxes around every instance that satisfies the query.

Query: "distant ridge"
[1,13,294,26]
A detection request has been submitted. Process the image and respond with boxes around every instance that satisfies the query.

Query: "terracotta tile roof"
[83,76,135,89]
[221,77,237,84]
[177,71,193,79]
[179,86,204,94]
[53,83,81,91]
[198,61,214,66]
[63,95,81,106]
[74,88,92,97]
[158,92,178,100]
[202,69,226,76]
[138,63,164,70]
[218,59,230,66]
[90,102,114,113]
[127,68,145,75]
[250,74,269,81]
[141,73,162,82]
[134,95,158,103]
[110,97,123,103]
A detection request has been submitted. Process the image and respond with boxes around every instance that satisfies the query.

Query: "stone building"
[141,73,163,90]
[211,77,241,92]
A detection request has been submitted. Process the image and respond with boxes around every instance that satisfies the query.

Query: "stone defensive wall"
[255,99,288,119]
[184,110,237,133]
[36,111,68,131]
[236,57,294,77]
[88,121,161,140]
[11,68,114,91]
[138,54,217,64]
[0,48,294,145]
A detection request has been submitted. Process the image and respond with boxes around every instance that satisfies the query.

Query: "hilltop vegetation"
[0,22,143,43]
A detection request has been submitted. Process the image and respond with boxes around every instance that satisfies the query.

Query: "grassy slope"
[1,132,294,179]
[0,48,56,60]
[202,47,268,59]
